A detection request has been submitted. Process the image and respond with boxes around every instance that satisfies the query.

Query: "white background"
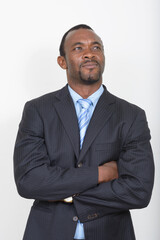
[0,0,159,239]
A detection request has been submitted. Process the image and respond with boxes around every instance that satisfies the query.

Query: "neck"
[68,82,102,99]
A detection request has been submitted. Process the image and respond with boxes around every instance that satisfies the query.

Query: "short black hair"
[59,24,93,57]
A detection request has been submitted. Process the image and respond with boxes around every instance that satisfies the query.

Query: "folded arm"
[14,101,154,221]
[14,101,98,201]
[73,109,154,222]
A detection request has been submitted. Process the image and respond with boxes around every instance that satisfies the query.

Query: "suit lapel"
[53,85,80,160]
[78,88,116,163]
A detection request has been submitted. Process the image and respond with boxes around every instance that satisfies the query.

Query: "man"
[14,24,154,240]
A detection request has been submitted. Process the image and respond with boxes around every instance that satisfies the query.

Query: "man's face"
[62,29,105,85]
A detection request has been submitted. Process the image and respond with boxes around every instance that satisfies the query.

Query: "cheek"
[100,55,105,69]
[68,58,81,71]
[100,53,105,62]
[67,61,79,76]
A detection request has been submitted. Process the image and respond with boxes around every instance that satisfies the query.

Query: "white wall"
[0,0,159,239]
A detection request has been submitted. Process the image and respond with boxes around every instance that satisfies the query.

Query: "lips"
[81,61,99,69]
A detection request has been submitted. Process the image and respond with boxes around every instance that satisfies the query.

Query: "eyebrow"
[92,41,102,46]
[71,42,84,48]
[71,41,103,48]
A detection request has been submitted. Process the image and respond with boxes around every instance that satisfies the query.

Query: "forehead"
[65,29,103,48]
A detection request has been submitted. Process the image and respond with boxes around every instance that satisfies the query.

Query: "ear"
[57,56,67,69]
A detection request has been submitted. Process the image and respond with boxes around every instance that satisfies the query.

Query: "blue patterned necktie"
[78,99,92,149]
[74,99,92,240]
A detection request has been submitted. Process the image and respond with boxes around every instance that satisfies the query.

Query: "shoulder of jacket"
[110,92,145,114]
[24,86,66,107]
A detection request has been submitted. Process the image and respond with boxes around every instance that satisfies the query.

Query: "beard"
[79,64,103,85]
[79,71,101,85]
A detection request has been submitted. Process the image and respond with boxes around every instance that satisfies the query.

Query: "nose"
[82,49,95,59]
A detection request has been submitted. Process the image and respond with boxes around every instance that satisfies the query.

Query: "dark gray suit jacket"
[14,85,154,240]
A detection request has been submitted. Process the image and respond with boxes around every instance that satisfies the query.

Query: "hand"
[98,161,118,184]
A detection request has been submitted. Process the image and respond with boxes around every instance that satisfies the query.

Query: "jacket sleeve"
[14,101,98,201]
[73,109,154,222]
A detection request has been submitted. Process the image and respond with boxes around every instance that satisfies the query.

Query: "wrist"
[98,166,105,183]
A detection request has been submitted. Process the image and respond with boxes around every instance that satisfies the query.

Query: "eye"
[92,45,101,51]
[73,46,82,51]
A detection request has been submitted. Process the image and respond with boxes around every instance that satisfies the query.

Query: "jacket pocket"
[95,142,120,151]
[95,142,121,163]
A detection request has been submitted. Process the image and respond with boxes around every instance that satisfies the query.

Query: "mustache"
[80,60,100,67]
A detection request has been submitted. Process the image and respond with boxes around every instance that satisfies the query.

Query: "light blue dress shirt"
[68,85,104,239]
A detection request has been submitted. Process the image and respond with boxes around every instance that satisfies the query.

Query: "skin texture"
[98,162,118,183]
[58,29,105,99]
[57,28,118,183]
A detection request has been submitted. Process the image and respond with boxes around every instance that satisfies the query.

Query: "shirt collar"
[68,84,104,106]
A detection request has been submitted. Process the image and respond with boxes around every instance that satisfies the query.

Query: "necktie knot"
[78,99,92,110]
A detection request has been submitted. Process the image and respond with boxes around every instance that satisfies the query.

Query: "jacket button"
[73,216,78,222]
[78,163,83,168]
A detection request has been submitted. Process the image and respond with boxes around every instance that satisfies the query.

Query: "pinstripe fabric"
[13,85,154,240]
[78,99,92,149]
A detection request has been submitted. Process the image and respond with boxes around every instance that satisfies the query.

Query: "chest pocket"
[95,142,121,164]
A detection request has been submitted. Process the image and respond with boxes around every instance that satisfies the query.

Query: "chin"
[80,78,100,85]
[79,71,102,85]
